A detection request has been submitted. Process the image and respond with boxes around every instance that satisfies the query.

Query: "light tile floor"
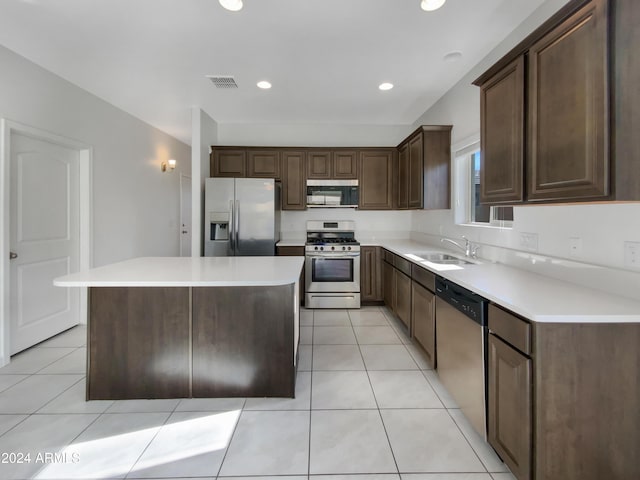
[0,307,516,480]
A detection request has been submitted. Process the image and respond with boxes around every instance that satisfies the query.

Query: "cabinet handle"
[9,251,18,260]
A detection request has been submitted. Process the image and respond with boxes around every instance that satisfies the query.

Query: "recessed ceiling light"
[420,0,446,11]
[219,0,243,12]
[443,51,463,62]
[379,83,394,91]
[257,81,272,89]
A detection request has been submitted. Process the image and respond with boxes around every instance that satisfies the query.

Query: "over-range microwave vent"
[206,75,238,89]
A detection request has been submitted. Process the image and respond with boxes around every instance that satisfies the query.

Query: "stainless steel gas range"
[305,220,360,309]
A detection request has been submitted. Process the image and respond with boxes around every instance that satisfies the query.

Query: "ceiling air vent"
[207,75,238,89]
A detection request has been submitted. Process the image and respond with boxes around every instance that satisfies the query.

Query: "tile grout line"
[307,309,315,476]
[347,308,401,476]
[123,399,185,479]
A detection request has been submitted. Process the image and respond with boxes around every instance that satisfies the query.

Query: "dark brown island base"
[54,256,304,400]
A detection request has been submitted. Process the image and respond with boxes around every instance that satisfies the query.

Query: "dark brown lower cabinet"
[88,287,191,400]
[488,333,532,480]
[411,280,435,369]
[394,270,411,330]
[489,303,640,480]
[382,259,394,308]
[192,285,295,398]
[360,246,383,303]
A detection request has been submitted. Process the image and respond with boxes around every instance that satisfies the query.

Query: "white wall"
[218,123,410,147]
[408,0,640,299]
[0,44,191,267]
[191,107,218,256]
[281,209,412,243]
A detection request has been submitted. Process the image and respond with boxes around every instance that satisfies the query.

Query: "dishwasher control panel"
[435,277,488,326]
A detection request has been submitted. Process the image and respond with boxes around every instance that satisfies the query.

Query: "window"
[454,144,513,227]
[470,151,513,225]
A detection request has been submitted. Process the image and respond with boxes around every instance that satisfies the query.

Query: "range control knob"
[320,246,324,251]
[348,246,351,251]
[331,246,335,251]
[314,246,318,251]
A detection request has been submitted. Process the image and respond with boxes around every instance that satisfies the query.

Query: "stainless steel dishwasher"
[435,276,488,438]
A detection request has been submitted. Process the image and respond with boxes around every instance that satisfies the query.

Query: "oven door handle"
[306,253,361,259]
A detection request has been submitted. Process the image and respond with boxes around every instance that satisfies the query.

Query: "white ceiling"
[0,0,548,144]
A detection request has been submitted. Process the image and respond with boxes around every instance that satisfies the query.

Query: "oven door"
[305,253,360,293]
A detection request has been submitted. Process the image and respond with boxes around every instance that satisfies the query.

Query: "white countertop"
[54,256,304,287]
[378,240,640,324]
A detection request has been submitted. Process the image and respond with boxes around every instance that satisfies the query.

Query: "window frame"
[454,140,514,229]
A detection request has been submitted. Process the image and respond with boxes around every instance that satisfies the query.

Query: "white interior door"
[180,174,192,257]
[9,133,80,354]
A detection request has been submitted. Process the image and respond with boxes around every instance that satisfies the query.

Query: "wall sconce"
[161,159,177,173]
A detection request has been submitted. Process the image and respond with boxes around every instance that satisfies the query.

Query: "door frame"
[0,119,93,367]
[179,173,192,257]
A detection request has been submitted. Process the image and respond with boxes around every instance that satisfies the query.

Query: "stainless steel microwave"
[306,179,359,208]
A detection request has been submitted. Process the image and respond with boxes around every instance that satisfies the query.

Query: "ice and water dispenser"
[209,212,229,241]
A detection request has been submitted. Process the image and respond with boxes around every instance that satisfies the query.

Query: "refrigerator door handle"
[235,200,240,255]
[229,199,235,253]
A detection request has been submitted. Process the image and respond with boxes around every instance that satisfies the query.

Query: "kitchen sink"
[409,252,474,265]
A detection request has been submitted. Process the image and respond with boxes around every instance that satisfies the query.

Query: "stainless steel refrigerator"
[204,178,281,256]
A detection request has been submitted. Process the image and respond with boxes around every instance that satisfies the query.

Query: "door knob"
[9,251,17,260]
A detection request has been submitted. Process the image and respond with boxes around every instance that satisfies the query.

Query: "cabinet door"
[382,260,394,310]
[488,333,532,480]
[282,151,306,210]
[247,150,281,179]
[361,246,382,302]
[423,126,452,210]
[613,0,640,201]
[212,149,246,177]
[397,143,409,209]
[408,133,424,209]
[359,150,394,210]
[527,0,608,202]
[333,150,358,178]
[480,57,525,204]
[394,270,411,331]
[411,281,435,368]
[307,151,332,178]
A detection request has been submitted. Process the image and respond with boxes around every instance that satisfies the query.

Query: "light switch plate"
[624,241,640,269]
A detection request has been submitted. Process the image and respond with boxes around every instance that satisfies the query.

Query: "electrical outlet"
[624,241,640,269]
[569,237,582,257]
[519,232,539,252]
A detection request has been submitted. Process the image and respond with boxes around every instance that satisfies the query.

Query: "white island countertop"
[379,240,640,324]
[54,256,304,287]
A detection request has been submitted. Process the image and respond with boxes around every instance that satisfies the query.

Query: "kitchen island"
[54,256,304,400]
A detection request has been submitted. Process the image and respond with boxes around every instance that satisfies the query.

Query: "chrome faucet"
[441,236,479,258]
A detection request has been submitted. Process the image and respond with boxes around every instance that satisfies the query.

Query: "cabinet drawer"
[411,264,435,292]
[383,249,395,264]
[488,304,531,355]
[393,256,412,276]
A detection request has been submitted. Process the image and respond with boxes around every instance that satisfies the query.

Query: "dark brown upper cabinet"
[480,56,525,204]
[333,150,358,178]
[359,149,394,210]
[281,151,306,210]
[247,150,281,180]
[527,0,608,202]
[397,142,409,209]
[613,0,640,200]
[408,133,424,209]
[211,149,246,177]
[307,150,357,179]
[306,151,332,179]
[396,126,452,210]
[474,0,640,205]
